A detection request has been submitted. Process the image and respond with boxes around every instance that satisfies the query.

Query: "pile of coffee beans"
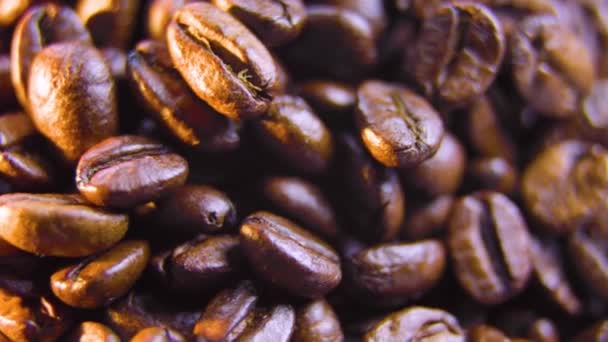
[0,0,607,341]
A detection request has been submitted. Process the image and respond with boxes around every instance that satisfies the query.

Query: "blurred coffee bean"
[240,211,341,298]
[448,191,532,305]
[403,195,454,240]
[522,140,608,234]
[529,318,559,342]
[363,306,464,342]
[356,80,444,168]
[65,321,121,342]
[467,94,517,162]
[130,326,186,342]
[0,0,30,28]
[211,0,306,47]
[404,2,505,107]
[467,157,518,195]
[11,4,91,111]
[569,222,608,301]
[0,193,128,257]
[296,80,356,128]
[309,0,387,37]
[467,324,509,341]
[0,56,15,108]
[28,41,118,163]
[146,0,195,41]
[253,94,334,174]
[574,320,608,342]
[579,79,608,146]
[261,176,339,238]
[76,135,188,208]
[233,304,295,341]
[51,240,150,309]
[76,0,140,48]
[292,299,344,342]
[167,2,278,119]
[101,47,128,80]
[128,40,240,152]
[511,15,594,118]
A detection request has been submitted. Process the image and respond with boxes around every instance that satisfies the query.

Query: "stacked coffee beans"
[0,0,607,341]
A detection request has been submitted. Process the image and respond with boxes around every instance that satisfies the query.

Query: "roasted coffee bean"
[0,289,72,342]
[346,240,445,303]
[448,191,532,305]
[10,4,92,111]
[233,304,295,341]
[146,0,195,41]
[0,56,16,108]
[467,157,518,195]
[130,326,186,342]
[574,320,608,342]
[0,112,52,189]
[76,0,140,48]
[511,15,594,117]
[296,80,356,127]
[0,193,128,257]
[128,40,240,152]
[0,235,21,256]
[261,176,339,238]
[529,318,559,342]
[211,0,306,47]
[167,2,278,119]
[336,133,405,243]
[193,281,258,340]
[355,80,445,168]
[153,185,237,236]
[292,299,344,342]
[403,195,454,240]
[467,324,509,341]
[283,5,377,80]
[404,132,466,197]
[240,211,341,298]
[253,94,334,174]
[404,2,505,107]
[151,235,242,295]
[522,140,608,234]
[0,0,30,28]
[65,321,121,342]
[76,135,189,208]
[51,240,150,309]
[364,306,464,342]
[579,79,608,145]
[28,41,118,163]
[467,94,517,162]
[568,222,608,300]
[310,0,387,37]
[530,237,582,315]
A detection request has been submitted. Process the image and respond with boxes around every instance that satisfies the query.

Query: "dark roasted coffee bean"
[254,94,334,174]
[128,40,240,152]
[261,176,339,238]
[283,5,377,80]
[0,112,52,189]
[0,289,72,342]
[0,193,128,257]
[355,80,444,168]
[0,0,30,28]
[167,2,278,120]
[364,306,464,342]
[296,80,356,127]
[51,240,150,309]
[0,56,16,108]
[292,299,344,342]
[579,79,608,146]
[76,0,140,48]
[467,157,518,195]
[0,235,21,256]
[467,324,509,342]
[151,235,242,295]
[76,135,189,208]
[529,318,559,342]
[530,237,582,315]
[467,94,517,162]
[404,2,505,107]
[336,133,405,242]
[403,195,454,240]
[569,222,608,301]
[346,240,445,304]
[240,211,341,298]
[574,320,608,342]
[511,15,594,117]
[448,191,532,305]
[310,0,386,37]
[130,326,186,342]
[522,140,608,234]
[211,0,306,47]
[65,321,121,342]
[193,281,258,341]
[153,185,237,236]
[146,0,195,41]
[404,132,466,196]
[28,41,118,163]
[10,4,92,112]
[234,304,295,342]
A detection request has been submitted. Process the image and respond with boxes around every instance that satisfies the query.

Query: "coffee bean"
[448,191,532,304]
[76,135,189,208]
[355,80,444,168]
[529,318,560,342]
[363,306,464,342]
[102,47,128,80]
[0,56,16,108]
[211,0,307,47]
[65,321,120,342]
[76,0,140,48]
[574,320,608,342]
[0,193,128,257]
[467,94,517,162]
[311,0,387,37]
[467,324,509,342]
[10,4,92,112]
[237,304,295,342]
[130,326,186,342]
[292,299,344,342]
[127,40,240,152]
[467,157,518,195]
[522,140,608,234]
[28,41,118,163]
[253,94,334,174]
[51,240,150,309]
[261,176,339,238]
[0,0,30,28]
[568,222,608,301]
[240,211,341,298]
[404,2,505,107]
[167,2,278,119]
[579,79,608,146]
[296,80,356,127]
[146,0,195,41]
